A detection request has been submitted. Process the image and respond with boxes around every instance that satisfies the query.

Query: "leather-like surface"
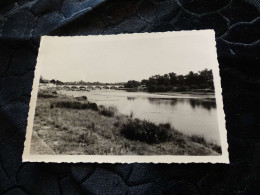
[0,0,260,194]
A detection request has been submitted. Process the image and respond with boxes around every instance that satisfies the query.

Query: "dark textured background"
[0,0,260,194]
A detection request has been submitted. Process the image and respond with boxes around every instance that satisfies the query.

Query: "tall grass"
[50,101,98,111]
[190,135,222,154]
[190,135,207,145]
[50,101,118,117]
[38,92,57,98]
[121,119,172,144]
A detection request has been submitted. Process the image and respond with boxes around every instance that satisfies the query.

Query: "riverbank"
[152,91,215,97]
[31,89,221,155]
[123,88,215,97]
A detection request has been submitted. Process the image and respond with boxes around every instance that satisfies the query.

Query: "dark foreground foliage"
[50,100,117,117]
[121,119,172,144]
[190,135,207,145]
[190,135,222,154]
[38,92,57,98]
[75,96,88,101]
[50,101,98,111]
[99,105,117,117]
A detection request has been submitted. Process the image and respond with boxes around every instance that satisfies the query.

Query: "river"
[59,90,220,145]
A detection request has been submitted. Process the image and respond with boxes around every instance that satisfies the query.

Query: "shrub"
[121,119,172,144]
[212,145,222,154]
[77,133,96,145]
[190,135,207,145]
[99,106,117,117]
[38,92,56,98]
[159,123,171,129]
[50,103,54,109]
[76,96,88,101]
[51,101,98,111]
[114,121,120,127]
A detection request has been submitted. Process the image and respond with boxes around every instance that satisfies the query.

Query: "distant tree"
[125,68,214,92]
[162,74,170,85]
[141,79,148,85]
[185,71,197,85]
[169,72,177,85]
[78,80,85,85]
[56,80,64,85]
[198,68,214,89]
[124,80,140,88]
[176,75,185,85]
[50,79,56,84]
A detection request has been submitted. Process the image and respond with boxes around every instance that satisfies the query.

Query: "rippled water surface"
[60,90,220,145]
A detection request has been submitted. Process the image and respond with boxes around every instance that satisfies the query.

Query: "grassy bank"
[31,89,221,155]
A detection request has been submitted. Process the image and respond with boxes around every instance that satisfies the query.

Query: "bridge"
[61,85,125,91]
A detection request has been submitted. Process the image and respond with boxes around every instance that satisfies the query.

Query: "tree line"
[124,69,215,92]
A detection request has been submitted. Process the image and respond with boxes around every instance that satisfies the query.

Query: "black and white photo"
[23,31,229,163]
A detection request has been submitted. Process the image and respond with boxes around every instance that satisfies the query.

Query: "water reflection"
[189,99,216,111]
[148,98,216,111]
[148,98,180,107]
[127,97,136,101]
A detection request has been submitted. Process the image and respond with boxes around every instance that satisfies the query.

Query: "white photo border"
[23,30,229,163]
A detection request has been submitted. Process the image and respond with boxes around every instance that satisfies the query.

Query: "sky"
[38,31,217,83]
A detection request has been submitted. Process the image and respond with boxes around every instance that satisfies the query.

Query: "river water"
[59,90,220,145]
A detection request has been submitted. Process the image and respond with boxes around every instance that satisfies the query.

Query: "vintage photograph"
[23,31,229,163]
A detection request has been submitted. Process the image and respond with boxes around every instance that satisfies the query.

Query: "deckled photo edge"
[22,30,229,164]
[23,36,46,161]
[210,32,230,163]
